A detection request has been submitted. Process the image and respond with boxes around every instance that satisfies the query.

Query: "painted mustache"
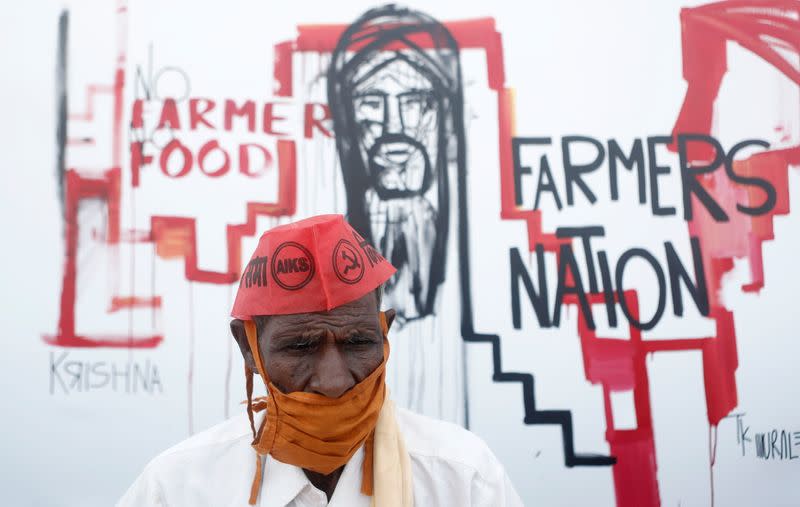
[367,133,432,199]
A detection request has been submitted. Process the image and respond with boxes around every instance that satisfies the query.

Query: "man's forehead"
[259,291,380,328]
[353,56,433,94]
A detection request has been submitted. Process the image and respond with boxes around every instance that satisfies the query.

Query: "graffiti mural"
[4,0,798,505]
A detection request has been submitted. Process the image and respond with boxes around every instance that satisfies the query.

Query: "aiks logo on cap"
[271,242,315,290]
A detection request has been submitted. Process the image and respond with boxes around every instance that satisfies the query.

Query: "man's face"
[351,57,439,199]
[254,292,385,397]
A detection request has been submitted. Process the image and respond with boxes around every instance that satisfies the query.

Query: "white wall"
[1,1,798,506]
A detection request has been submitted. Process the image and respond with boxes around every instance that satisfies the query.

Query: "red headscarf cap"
[231,214,396,319]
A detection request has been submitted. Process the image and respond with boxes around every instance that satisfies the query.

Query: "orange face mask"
[243,313,390,505]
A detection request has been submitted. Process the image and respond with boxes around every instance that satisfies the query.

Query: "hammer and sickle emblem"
[341,249,361,274]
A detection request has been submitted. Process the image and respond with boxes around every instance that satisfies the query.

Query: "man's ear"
[383,309,396,332]
[230,319,258,375]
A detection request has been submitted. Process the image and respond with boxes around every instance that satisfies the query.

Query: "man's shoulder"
[395,406,504,483]
[117,414,257,506]
[144,413,254,472]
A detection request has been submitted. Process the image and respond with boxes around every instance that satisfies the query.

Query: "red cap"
[231,214,396,319]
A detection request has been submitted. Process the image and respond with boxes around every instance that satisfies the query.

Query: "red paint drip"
[667,1,800,430]
[572,291,660,507]
[44,168,164,348]
[49,0,298,349]
[109,296,162,312]
[709,424,718,507]
[187,282,195,435]
[46,0,163,349]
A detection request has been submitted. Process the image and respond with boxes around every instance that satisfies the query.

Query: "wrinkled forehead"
[256,290,381,333]
[351,54,434,95]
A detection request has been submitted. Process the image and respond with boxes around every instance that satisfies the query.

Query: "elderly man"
[118,215,522,506]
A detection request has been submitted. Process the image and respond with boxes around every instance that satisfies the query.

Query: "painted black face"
[352,58,439,199]
[329,5,463,325]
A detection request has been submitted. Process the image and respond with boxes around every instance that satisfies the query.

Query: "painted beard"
[368,193,438,324]
[364,134,439,324]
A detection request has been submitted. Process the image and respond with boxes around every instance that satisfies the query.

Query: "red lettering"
[130,141,153,187]
[157,99,181,129]
[224,100,255,132]
[190,98,216,130]
[263,102,289,136]
[239,143,273,177]
[304,103,332,139]
[131,99,144,129]
[159,139,192,178]
[197,140,230,177]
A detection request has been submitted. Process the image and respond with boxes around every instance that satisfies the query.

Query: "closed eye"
[286,339,316,351]
[345,335,376,346]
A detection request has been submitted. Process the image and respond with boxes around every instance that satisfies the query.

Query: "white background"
[1,1,799,506]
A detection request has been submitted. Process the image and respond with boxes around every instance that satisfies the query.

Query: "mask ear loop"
[244,319,277,506]
[379,311,389,336]
[245,365,256,439]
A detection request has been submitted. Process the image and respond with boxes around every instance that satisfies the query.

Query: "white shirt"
[118,406,523,507]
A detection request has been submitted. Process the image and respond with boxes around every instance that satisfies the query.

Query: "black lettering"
[151,365,164,394]
[534,155,563,210]
[724,139,776,216]
[615,248,667,330]
[510,246,551,328]
[597,251,618,328]
[354,230,382,267]
[608,138,646,203]
[133,361,150,393]
[64,360,83,391]
[50,351,68,395]
[781,430,792,460]
[771,430,780,460]
[112,361,131,392]
[556,226,604,293]
[553,244,595,330]
[562,136,604,206]
[755,433,766,458]
[243,256,268,288]
[512,137,552,206]
[666,237,709,317]
[647,136,677,216]
[677,134,728,222]
[90,361,110,389]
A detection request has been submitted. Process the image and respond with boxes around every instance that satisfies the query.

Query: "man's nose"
[385,95,402,133]
[308,342,355,398]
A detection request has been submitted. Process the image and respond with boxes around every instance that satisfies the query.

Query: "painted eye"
[354,94,385,124]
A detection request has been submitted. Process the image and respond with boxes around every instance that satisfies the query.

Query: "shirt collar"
[258,445,368,507]
[258,453,311,507]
